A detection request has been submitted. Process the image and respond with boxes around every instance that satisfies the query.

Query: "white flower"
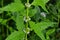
[23,27,30,34]
[25,3,31,8]
[40,12,46,17]
[24,16,31,22]
[28,17,31,20]
[27,27,30,34]
[24,16,27,22]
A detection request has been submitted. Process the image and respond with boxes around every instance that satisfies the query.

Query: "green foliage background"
[0,0,60,40]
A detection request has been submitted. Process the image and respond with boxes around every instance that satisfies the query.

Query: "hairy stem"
[25,0,29,40]
[25,22,28,40]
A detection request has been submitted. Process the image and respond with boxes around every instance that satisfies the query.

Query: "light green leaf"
[32,0,49,12]
[6,31,25,40]
[12,12,24,31]
[29,21,46,40]
[46,35,50,40]
[29,21,55,40]
[2,1,24,12]
[0,18,7,25]
[30,21,55,31]
[46,29,55,40]
[46,29,55,35]
[16,16,24,31]
[36,22,55,31]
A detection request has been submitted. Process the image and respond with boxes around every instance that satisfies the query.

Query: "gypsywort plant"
[0,0,58,40]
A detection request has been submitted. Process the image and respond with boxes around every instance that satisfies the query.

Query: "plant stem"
[25,0,29,40]
[27,0,29,3]
[25,22,28,40]
[1,0,5,38]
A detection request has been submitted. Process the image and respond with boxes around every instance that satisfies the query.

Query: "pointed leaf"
[6,31,25,40]
[2,1,24,12]
[30,21,55,31]
[46,29,55,40]
[36,21,55,31]
[12,12,24,31]
[16,16,24,31]
[29,21,55,40]
[46,29,55,35]
[29,21,46,40]
[32,0,49,12]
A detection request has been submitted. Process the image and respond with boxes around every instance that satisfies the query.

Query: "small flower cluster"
[40,12,46,17]
[23,27,30,34]
[25,3,31,8]
[24,16,31,22]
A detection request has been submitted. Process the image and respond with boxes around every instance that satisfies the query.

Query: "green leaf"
[12,12,24,31]
[29,21,55,40]
[20,6,38,17]
[46,29,55,40]
[0,18,7,25]
[16,16,24,31]
[33,6,41,22]
[30,21,55,31]
[32,0,49,12]
[0,18,2,22]
[29,6,38,17]
[36,22,55,31]
[29,21,46,40]
[2,1,24,12]
[46,35,50,40]
[5,31,25,40]
[46,29,55,35]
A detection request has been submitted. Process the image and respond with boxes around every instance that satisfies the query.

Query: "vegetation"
[0,0,60,40]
